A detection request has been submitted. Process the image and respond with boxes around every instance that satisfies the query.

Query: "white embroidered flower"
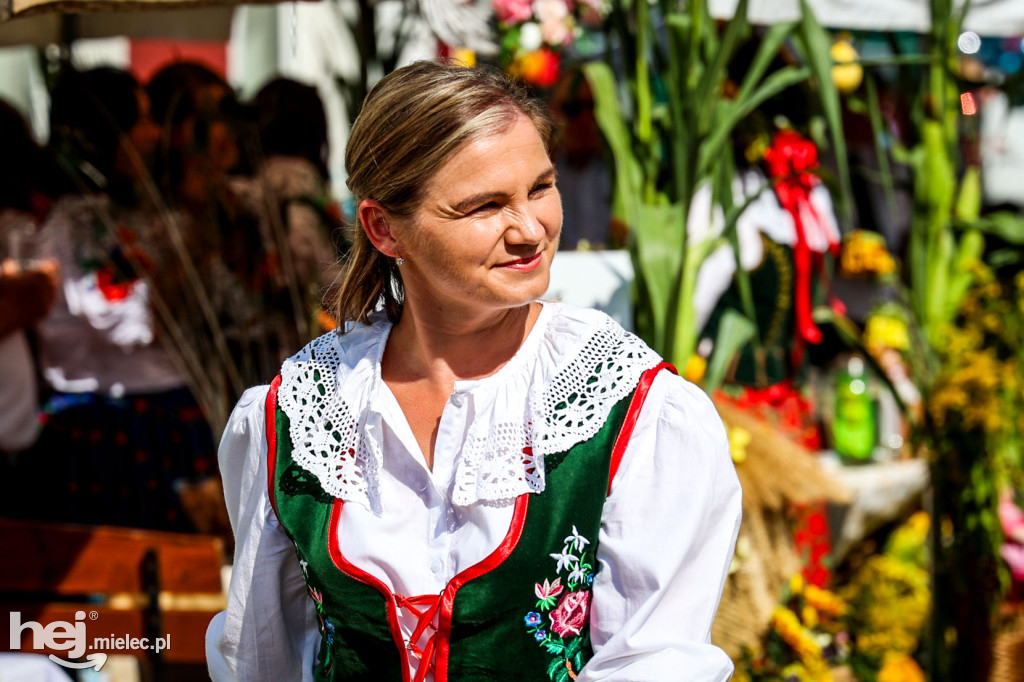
[564,525,590,553]
[567,564,589,586]
[550,548,579,573]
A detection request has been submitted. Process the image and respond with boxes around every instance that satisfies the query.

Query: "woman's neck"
[383,301,541,387]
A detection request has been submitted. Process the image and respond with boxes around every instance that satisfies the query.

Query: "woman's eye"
[472,201,500,213]
[530,183,555,197]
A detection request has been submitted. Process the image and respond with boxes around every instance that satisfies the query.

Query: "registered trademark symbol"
[89,611,99,620]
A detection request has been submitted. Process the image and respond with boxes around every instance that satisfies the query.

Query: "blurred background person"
[0,100,59,514]
[233,76,347,343]
[22,66,218,532]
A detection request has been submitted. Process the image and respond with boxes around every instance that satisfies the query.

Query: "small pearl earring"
[396,256,406,266]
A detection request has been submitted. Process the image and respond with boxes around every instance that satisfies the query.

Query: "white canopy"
[709,0,1024,37]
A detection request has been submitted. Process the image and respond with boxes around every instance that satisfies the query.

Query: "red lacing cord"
[395,593,443,682]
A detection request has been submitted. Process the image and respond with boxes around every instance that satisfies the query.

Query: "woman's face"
[392,114,562,317]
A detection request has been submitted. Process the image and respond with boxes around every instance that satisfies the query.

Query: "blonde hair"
[334,60,553,328]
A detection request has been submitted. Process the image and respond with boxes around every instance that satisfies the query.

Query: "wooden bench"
[0,518,226,673]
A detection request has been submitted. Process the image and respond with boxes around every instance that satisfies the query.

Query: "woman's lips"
[497,252,543,272]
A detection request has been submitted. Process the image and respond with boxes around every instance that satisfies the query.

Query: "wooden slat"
[0,519,223,595]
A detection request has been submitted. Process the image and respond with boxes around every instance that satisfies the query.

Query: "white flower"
[518,22,543,52]
[564,526,590,553]
[550,548,579,573]
[568,564,589,585]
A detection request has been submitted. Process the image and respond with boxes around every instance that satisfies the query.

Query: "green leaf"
[584,62,642,228]
[944,229,984,320]
[671,234,724,368]
[955,166,982,223]
[631,203,685,353]
[965,211,1024,245]
[721,183,769,345]
[733,20,799,106]
[703,310,757,394]
[695,0,750,119]
[865,73,898,216]
[794,0,852,229]
[699,65,812,176]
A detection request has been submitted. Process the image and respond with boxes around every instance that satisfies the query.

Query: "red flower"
[514,48,561,89]
[549,590,590,637]
[96,267,136,301]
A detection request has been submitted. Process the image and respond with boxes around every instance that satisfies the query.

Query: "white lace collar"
[277,302,661,513]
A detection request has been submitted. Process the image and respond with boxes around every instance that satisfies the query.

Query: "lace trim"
[277,316,661,511]
[278,332,384,514]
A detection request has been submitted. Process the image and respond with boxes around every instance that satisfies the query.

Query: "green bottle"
[832,355,877,463]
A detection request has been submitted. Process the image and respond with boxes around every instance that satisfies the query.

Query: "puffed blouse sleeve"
[579,371,742,681]
[205,386,321,681]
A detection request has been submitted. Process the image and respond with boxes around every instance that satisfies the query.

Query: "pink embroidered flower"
[534,577,564,608]
[493,0,533,25]
[549,590,590,637]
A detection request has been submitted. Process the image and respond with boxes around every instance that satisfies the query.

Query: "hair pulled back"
[335,60,552,327]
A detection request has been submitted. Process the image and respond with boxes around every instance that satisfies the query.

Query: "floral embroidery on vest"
[524,525,595,681]
[298,554,336,676]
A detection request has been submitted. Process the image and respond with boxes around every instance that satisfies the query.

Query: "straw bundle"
[711,398,851,659]
[990,610,1024,682]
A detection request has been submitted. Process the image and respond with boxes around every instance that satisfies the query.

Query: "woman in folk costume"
[206,61,741,681]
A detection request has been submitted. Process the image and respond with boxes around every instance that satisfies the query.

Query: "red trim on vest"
[326,493,530,682]
[266,374,283,517]
[607,362,677,496]
[434,493,530,680]
[328,499,414,682]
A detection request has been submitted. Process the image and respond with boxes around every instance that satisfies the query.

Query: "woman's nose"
[505,211,545,244]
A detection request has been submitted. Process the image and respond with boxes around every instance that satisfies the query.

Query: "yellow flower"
[449,47,476,67]
[790,573,805,595]
[878,652,925,682]
[801,605,819,629]
[805,584,847,616]
[728,426,751,464]
[684,354,707,383]
[864,314,910,351]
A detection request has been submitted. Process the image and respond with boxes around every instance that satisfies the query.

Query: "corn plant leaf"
[695,0,750,119]
[793,0,852,229]
[865,73,898,216]
[722,183,770,343]
[584,61,642,228]
[961,211,1024,245]
[954,166,981,223]
[733,20,799,112]
[632,202,685,353]
[944,229,984,321]
[672,234,725,367]
[699,65,811,177]
[703,309,757,395]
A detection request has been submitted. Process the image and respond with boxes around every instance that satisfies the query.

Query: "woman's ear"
[358,198,400,257]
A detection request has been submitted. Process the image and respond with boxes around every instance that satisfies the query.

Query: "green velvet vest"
[266,363,670,682]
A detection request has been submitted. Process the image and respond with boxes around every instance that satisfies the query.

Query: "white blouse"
[206,302,742,681]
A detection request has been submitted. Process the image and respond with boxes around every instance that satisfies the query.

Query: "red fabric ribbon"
[763,130,843,358]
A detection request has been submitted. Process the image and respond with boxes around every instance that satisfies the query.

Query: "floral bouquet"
[492,0,604,88]
[738,574,850,682]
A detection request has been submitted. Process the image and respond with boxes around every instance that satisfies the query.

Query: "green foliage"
[589,0,848,375]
